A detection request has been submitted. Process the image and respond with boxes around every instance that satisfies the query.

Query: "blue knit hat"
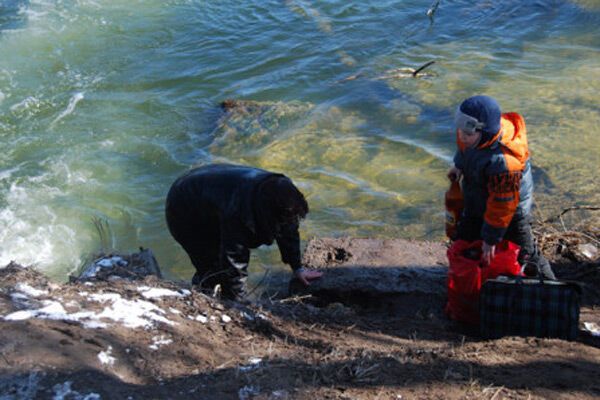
[458,95,501,142]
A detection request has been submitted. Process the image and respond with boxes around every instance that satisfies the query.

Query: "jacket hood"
[458,95,502,142]
[495,112,529,169]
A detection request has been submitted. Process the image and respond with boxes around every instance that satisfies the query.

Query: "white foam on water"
[0,171,83,272]
[19,0,50,22]
[9,96,40,113]
[50,92,84,128]
[311,167,406,202]
[385,134,453,164]
[44,156,94,186]
[16,0,168,37]
[100,140,115,148]
[0,166,20,181]
[0,203,80,272]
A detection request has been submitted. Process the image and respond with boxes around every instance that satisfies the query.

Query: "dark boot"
[220,274,248,302]
[191,269,228,295]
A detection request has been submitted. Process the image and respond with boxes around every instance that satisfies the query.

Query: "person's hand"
[447,166,462,182]
[482,242,496,266]
[295,267,323,286]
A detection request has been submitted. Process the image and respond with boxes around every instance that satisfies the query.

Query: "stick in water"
[412,60,436,77]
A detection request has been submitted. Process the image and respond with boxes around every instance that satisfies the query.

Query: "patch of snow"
[10,292,29,301]
[221,314,231,323]
[3,292,175,330]
[138,287,188,299]
[4,300,71,322]
[239,357,262,372]
[241,311,254,321]
[82,320,108,329]
[257,313,269,321]
[65,300,81,308]
[15,283,48,297]
[195,314,208,323]
[89,293,121,303]
[149,335,173,350]
[583,322,600,337]
[97,346,115,366]
[93,295,175,328]
[169,307,181,314]
[187,314,208,323]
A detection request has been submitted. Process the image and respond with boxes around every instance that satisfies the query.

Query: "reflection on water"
[0,0,598,280]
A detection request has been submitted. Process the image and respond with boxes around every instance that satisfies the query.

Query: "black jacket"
[165,164,303,271]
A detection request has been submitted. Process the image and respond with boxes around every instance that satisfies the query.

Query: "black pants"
[165,206,247,300]
[457,214,556,280]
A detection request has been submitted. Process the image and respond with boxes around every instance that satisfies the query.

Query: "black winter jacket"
[165,164,303,271]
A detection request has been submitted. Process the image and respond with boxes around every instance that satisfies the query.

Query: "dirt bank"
[1,234,600,399]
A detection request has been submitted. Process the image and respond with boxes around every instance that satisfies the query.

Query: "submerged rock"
[210,98,315,158]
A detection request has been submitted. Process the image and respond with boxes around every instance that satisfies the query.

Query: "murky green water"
[1,0,599,281]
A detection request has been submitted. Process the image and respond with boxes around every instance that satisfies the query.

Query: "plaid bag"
[480,276,581,340]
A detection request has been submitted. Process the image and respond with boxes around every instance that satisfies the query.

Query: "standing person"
[165,163,323,301]
[448,95,555,279]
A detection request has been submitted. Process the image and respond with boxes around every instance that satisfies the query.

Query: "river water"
[1,0,599,281]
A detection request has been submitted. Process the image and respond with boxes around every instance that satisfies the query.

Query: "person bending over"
[165,163,322,300]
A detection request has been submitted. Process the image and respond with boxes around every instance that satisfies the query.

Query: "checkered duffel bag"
[480,276,582,340]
